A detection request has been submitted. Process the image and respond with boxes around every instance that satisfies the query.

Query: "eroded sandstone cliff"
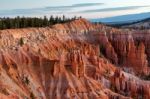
[0,19,149,99]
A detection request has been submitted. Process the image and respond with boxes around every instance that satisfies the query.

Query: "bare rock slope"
[0,19,150,99]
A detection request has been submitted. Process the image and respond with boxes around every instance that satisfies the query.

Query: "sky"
[0,0,150,19]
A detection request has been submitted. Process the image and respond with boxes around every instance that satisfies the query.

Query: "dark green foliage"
[145,75,150,80]
[19,38,24,46]
[0,15,82,30]
[141,74,150,80]
[25,76,30,85]
[99,45,106,57]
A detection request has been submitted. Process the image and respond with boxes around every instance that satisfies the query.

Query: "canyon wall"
[0,19,149,99]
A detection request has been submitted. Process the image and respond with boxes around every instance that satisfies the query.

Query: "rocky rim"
[0,18,150,99]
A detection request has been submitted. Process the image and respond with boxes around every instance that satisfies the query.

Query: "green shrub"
[25,76,30,85]
[99,45,106,57]
[19,38,24,46]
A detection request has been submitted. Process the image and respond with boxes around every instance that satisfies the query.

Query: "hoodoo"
[0,19,150,99]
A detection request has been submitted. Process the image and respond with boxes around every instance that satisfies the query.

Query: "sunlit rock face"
[0,19,149,99]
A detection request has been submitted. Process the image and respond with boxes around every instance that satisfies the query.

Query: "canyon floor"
[0,19,150,99]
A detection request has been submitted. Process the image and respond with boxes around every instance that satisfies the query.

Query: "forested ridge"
[0,15,81,30]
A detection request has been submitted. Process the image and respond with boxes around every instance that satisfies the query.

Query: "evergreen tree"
[43,16,48,27]
[0,20,2,30]
[62,15,65,22]
[49,15,54,25]
[0,15,80,30]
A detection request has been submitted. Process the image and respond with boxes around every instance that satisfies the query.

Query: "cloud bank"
[0,2,149,19]
[78,5,149,13]
[0,3,104,16]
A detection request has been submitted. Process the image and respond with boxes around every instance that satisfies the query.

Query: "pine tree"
[43,16,48,27]
[0,15,79,30]
[49,15,54,25]
[0,19,2,30]
[62,15,65,22]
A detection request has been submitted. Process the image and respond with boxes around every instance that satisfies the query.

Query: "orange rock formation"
[0,19,149,99]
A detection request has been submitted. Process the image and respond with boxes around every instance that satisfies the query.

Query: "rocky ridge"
[0,19,149,99]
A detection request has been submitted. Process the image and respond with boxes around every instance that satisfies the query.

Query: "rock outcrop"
[0,19,149,99]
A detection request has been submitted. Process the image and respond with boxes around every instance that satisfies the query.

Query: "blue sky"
[0,0,150,19]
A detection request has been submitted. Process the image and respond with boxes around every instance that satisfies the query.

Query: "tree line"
[0,15,82,30]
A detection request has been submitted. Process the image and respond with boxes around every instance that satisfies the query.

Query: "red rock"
[0,19,149,99]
